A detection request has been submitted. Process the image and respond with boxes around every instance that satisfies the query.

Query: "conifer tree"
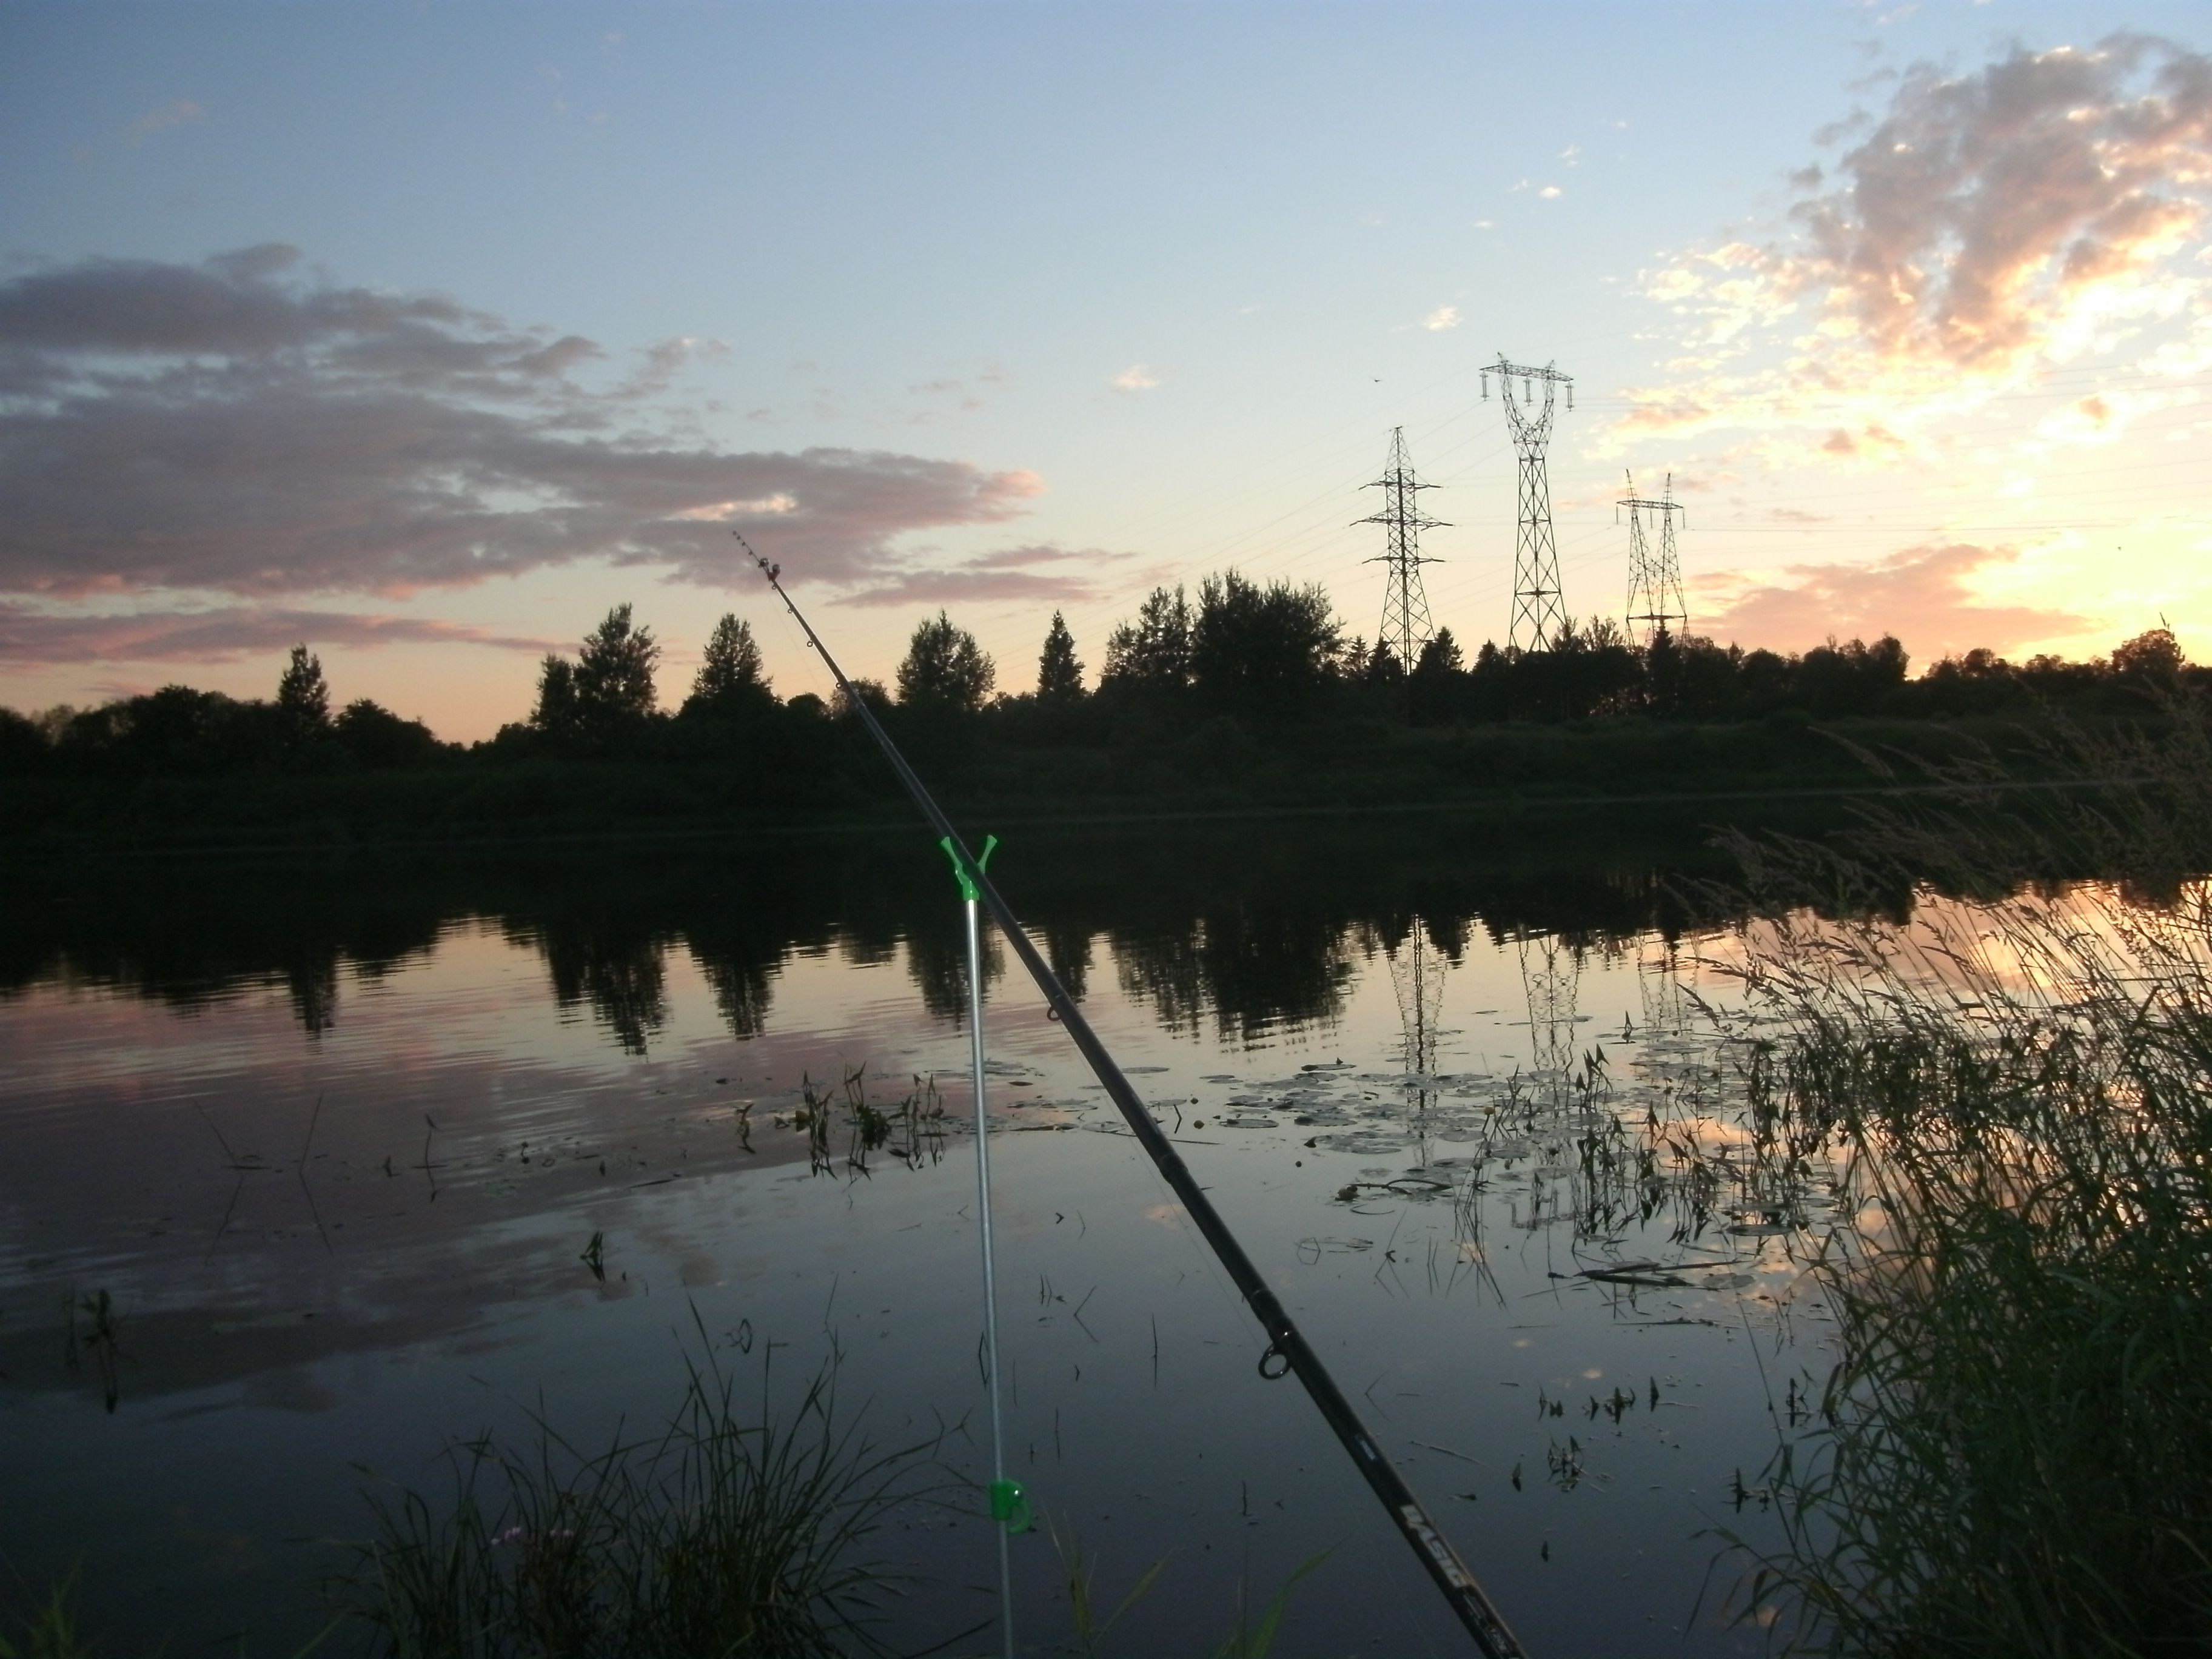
[574,604,660,721]
[688,614,770,711]
[276,644,331,728]
[1037,611,1084,702]
[897,612,994,714]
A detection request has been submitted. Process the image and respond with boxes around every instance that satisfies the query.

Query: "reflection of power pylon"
[1389,919,1447,1165]
[1389,920,1445,1079]
[1638,937,1689,1039]
[1518,934,1581,1079]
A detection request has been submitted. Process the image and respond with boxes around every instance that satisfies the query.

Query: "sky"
[3,0,2210,742]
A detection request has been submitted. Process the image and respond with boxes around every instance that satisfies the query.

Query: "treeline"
[0,646,447,777]
[0,568,2195,783]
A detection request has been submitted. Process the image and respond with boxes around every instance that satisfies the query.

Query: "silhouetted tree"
[0,707,48,775]
[531,656,581,734]
[2113,626,2184,685]
[1037,611,1084,702]
[830,677,892,721]
[575,604,661,721]
[334,699,442,766]
[276,644,331,729]
[1101,585,1193,691]
[897,612,994,714]
[1414,629,1464,677]
[1189,571,1341,714]
[1408,628,1464,722]
[687,614,771,712]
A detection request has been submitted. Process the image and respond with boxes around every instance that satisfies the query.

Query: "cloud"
[0,603,557,666]
[0,250,1045,602]
[1110,363,1160,393]
[1424,304,1461,331]
[127,100,204,145]
[1618,36,2212,454]
[1694,541,2090,658]
[1538,185,1563,199]
[835,543,1121,609]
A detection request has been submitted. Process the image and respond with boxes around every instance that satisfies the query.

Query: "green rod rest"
[938,833,998,903]
[989,1478,1031,1534]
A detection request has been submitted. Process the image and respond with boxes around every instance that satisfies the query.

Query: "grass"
[1043,1515,1322,1659]
[1709,697,2212,1655]
[339,1320,945,1659]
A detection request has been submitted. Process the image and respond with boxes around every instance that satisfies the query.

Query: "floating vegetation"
[62,1289,120,1414]
[785,1067,947,1179]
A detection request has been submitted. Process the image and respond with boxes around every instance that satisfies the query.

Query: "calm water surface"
[0,825,1836,1657]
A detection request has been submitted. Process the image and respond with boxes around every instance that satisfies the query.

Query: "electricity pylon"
[1620,471,1688,646]
[1358,427,1447,677]
[1484,356,1574,652]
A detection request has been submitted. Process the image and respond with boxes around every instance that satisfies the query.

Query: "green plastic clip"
[989,1478,1031,1534]
[937,834,998,903]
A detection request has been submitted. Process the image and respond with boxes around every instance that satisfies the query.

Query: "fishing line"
[743,533,1530,1659]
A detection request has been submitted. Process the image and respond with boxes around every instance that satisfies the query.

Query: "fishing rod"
[743,535,1527,1659]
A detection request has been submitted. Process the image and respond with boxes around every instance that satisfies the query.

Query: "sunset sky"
[4,1,2210,740]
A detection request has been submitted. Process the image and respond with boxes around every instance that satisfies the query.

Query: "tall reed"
[1716,692,2212,1655]
[341,1327,943,1658]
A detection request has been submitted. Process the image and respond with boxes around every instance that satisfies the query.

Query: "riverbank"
[0,709,2104,859]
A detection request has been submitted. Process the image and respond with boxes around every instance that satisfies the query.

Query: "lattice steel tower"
[1620,471,1688,646]
[1484,357,1574,652]
[1358,427,1447,677]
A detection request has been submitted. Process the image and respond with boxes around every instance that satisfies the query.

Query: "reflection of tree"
[1113,909,1353,1045]
[1042,922,1092,1000]
[284,945,338,1036]
[837,924,899,969]
[904,911,1003,1025]
[684,917,782,1041]
[535,927,669,1056]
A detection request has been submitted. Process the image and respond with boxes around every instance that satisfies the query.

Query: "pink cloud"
[836,544,1121,609]
[1695,541,2090,659]
[0,604,559,666]
[1615,36,2212,450]
[0,250,1044,600]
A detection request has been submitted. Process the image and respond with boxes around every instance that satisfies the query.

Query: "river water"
[0,817,1843,1657]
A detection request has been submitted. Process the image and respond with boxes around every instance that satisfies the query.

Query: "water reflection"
[3,817,1772,1050]
[0,807,2082,1659]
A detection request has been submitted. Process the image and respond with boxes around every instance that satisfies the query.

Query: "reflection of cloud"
[837,543,1118,609]
[1617,36,2212,454]
[1424,304,1461,332]
[0,250,1044,603]
[1696,541,2090,658]
[1110,363,1161,392]
[127,99,204,144]
[0,603,558,666]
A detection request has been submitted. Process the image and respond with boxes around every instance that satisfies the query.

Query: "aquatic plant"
[340,1323,943,1658]
[0,1570,93,1659]
[1711,709,2212,1655]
